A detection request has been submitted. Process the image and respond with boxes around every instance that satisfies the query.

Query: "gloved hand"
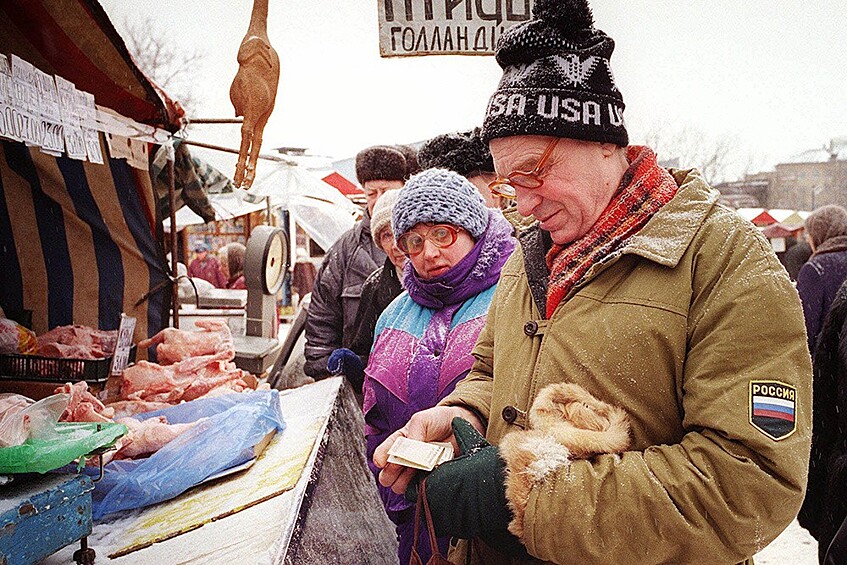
[326,348,365,390]
[406,417,531,559]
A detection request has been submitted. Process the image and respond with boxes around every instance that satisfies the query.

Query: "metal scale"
[232,225,289,374]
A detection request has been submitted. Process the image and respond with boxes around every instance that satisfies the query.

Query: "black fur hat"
[418,128,495,177]
[355,145,418,185]
[482,0,628,146]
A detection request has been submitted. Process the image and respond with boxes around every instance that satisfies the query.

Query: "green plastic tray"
[0,422,127,474]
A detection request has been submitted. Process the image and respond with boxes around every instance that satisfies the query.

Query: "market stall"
[0,1,399,562]
[41,378,398,564]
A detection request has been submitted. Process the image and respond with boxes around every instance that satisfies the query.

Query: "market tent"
[167,145,359,252]
[322,171,363,196]
[0,0,183,130]
[0,141,169,339]
[0,0,176,340]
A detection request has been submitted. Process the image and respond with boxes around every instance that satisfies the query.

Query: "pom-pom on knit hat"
[370,189,401,244]
[392,168,488,240]
[418,128,495,178]
[482,0,628,147]
[355,145,419,185]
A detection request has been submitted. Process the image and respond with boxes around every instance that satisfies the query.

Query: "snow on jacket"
[363,209,515,564]
[304,211,386,378]
[796,243,847,354]
[441,168,812,565]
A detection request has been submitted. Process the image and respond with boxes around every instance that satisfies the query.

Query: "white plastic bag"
[0,393,69,447]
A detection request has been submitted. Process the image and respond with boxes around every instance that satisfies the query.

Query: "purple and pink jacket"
[363,210,515,564]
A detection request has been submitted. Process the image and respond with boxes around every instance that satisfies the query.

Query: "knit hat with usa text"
[482,0,628,147]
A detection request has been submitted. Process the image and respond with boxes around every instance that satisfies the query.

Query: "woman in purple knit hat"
[363,168,516,564]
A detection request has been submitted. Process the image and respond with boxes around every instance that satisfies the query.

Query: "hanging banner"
[378,0,533,57]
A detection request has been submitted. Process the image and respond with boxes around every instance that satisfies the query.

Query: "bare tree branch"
[638,121,748,184]
[123,17,206,117]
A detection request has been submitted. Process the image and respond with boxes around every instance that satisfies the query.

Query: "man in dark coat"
[329,189,406,393]
[304,145,418,379]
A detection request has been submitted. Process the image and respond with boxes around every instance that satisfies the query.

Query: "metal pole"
[188,118,244,124]
[167,156,180,328]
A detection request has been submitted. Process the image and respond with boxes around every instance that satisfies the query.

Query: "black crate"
[0,346,136,384]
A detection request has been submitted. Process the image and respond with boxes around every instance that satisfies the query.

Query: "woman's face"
[405,222,476,280]
[377,226,407,270]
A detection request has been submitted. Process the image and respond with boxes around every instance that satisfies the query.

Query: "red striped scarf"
[545,146,678,318]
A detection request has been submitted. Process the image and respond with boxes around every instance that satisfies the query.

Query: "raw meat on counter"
[123,320,260,404]
[107,400,173,420]
[53,381,199,463]
[138,319,233,364]
[37,325,118,359]
[55,381,114,423]
[112,416,199,460]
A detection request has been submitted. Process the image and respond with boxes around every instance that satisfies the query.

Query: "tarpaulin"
[0,138,169,341]
[0,0,183,130]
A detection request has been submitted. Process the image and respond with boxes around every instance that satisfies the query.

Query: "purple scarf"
[404,209,516,309]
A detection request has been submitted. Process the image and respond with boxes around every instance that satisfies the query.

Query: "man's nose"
[514,185,541,216]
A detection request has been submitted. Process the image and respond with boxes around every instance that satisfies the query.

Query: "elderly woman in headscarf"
[797,204,847,353]
[363,168,516,565]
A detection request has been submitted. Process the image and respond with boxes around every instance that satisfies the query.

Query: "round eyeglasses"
[397,224,461,256]
[488,137,559,199]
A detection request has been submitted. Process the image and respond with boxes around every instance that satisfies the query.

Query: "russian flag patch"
[749,380,796,440]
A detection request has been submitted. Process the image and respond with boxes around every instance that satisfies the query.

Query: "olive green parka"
[442,168,812,564]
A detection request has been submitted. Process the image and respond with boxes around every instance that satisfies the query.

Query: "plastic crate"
[0,346,136,384]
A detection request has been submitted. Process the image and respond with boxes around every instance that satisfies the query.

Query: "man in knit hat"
[304,144,418,380]
[374,1,811,563]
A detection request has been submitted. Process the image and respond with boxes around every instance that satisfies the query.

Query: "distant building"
[768,137,847,210]
[714,174,771,208]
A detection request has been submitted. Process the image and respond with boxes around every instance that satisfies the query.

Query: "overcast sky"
[99,0,847,179]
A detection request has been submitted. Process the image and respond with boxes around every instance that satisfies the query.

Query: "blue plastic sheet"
[90,390,285,519]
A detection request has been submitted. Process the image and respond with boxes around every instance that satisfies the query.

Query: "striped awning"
[0,0,183,130]
[0,138,169,344]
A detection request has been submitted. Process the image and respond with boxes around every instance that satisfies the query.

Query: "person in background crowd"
[418,127,536,232]
[327,189,405,394]
[800,278,847,563]
[218,245,230,281]
[797,205,847,354]
[418,128,502,209]
[783,235,813,282]
[188,241,226,288]
[225,242,247,290]
[304,145,419,381]
[291,248,317,306]
[374,1,811,563]
[364,168,516,565]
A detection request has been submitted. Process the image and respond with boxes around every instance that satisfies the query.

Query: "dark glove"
[326,348,364,386]
[406,417,531,559]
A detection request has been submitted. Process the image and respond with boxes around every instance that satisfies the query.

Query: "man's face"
[489,135,620,245]
[363,179,404,215]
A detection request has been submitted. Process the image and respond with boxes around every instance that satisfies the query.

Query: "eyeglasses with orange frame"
[397,224,462,256]
[488,137,560,199]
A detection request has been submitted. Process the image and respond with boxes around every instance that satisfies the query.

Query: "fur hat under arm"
[499,382,631,539]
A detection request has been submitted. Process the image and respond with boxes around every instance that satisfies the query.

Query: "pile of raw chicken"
[54,320,267,461]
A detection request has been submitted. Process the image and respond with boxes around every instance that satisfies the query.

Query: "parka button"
[502,405,518,424]
[523,320,538,336]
